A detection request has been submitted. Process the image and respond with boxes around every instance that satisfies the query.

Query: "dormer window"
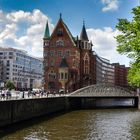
[57,28,63,36]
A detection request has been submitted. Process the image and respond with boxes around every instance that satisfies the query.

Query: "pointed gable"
[59,58,69,68]
[50,15,76,46]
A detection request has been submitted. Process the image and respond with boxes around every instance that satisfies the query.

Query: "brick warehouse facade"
[113,63,129,87]
[43,15,129,92]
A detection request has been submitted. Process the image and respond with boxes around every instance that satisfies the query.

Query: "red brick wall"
[43,19,80,92]
[113,64,129,87]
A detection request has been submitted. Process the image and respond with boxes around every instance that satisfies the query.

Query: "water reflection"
[1,109,140,140]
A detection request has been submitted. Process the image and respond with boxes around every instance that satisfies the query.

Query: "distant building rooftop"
[0,46,43,61]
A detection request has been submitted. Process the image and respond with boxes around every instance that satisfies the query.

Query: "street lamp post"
[22,55,26,98]
[29,57,31,91]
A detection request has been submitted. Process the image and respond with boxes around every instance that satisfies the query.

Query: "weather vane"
[83,19,85,26]
[60,13,62,19]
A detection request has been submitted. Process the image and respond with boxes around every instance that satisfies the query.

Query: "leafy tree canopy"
[116,6,140,87]
[5,80,15,90]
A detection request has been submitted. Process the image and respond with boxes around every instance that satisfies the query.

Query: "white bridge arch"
[69,84,137,97]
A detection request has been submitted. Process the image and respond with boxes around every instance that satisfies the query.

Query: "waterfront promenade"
[0,90,68,101]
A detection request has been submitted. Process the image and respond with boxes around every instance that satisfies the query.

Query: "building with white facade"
[0,47,43,90]
[93,51,115,85]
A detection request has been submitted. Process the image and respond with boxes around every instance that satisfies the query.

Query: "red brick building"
[113,63,129,87]
[43,15,129,92]
[43,15,93,92]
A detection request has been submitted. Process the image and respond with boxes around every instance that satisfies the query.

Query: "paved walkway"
[0,91,68,101]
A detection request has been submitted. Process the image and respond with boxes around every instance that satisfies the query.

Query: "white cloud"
[0,9,54,57]
[6,10,31,23]
[27,24,44,35]
[87,27,130,66]
[0,23,17,44]
[101,0,119,12]
[0,9,129,66]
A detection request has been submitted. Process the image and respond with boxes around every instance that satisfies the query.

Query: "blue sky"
[0,0,139,66]
[0,0,138,34]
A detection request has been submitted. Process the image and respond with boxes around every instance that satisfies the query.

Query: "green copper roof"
[44,21,50,38]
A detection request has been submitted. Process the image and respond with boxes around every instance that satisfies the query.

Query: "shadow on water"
[0,111,69,139]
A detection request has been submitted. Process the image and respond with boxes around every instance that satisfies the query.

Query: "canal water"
[1,109,140,140]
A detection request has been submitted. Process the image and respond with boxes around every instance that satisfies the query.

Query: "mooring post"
[138,95,140,109]
[136,88,140,109]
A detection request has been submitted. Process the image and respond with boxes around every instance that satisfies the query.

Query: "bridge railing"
[69,84,137,97]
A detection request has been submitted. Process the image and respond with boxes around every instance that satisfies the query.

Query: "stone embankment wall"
[0,97,66,127]
[0,96,138,127]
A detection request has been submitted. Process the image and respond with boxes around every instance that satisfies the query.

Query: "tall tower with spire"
[43,21,50,47]
[79,21,93,87]
[80,21,92,50]
[43,21,50,90]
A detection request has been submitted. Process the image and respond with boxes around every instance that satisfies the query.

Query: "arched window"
[84,53,89,74]
[56,40,64,46]
[44,41,49,47]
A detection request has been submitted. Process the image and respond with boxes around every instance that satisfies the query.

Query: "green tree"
[116,6,140,87]
[5,80,15,90]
